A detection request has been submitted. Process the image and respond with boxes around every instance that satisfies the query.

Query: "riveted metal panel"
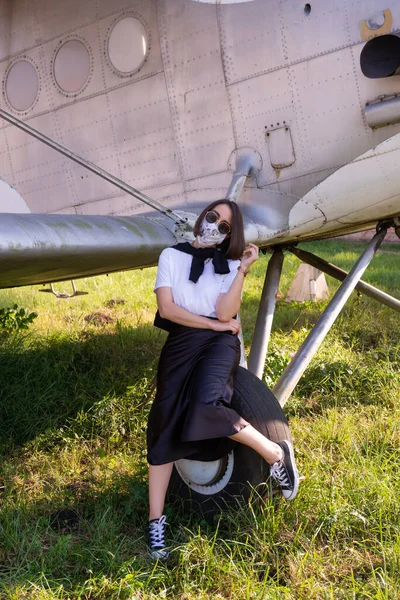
[184,171,232,193]
[0,0,37,60]
[281,1,350,64]
[72,194,142,217]
[52,206,77,215]
[6,112,75,213]
[96,0,146,21]
[267,167,338,200]
[227,69,301,186]
[33,0,98,44]
[191,0,255,3]
[54,94,122,205]
[0,129,13,184]
[123,180,186,212]
[217,0,284,85]
[290,49,369,173]
[158,0,235,181]
[108,72,181,192]
[74,180,187,217]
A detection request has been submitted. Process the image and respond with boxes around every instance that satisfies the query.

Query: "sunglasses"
[205,210,231,235]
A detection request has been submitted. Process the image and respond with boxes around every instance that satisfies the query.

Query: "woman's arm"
[156,287,240,333]
[216,243,259,322]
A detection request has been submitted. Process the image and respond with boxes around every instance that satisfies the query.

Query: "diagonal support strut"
[273,224,389,407]
[0,108,185,224]
[289,245,400,313]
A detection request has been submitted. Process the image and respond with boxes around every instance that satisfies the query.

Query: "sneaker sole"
[281,440,299,501]
[147,547,169,561]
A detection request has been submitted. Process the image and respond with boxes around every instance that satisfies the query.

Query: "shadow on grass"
[0,465,286,597]
[0,323,166,457]
[0,470,154,594]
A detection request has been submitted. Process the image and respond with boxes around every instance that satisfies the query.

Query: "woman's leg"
[148,462,174,520]
[229,424,282,464]
[229,425,299,500]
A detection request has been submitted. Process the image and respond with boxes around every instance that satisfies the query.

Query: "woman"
[147,200,299,560]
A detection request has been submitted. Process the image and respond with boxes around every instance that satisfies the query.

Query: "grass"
[0,239,399,599]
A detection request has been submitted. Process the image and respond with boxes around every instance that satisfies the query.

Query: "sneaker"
[269,440,299,501]
[148,515,169,560]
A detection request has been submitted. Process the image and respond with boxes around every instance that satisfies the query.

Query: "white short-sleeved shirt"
[154,247,240,318]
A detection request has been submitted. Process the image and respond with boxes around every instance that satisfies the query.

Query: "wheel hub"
[174,452,234,495]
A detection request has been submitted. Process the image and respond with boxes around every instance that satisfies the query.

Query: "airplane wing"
[1,131,400,290]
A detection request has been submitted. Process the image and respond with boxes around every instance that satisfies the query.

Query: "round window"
[53,39,91,94]
[107,17,148,75]
[5,60,39,112]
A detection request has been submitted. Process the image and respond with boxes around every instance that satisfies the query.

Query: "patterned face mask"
[196,219,228,247]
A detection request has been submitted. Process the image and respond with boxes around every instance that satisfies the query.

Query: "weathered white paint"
[0,179,30,213]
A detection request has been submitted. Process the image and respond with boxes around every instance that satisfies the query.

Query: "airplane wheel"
[168,366,291,518]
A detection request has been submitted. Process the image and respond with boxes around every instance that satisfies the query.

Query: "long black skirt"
[147,325,249,465]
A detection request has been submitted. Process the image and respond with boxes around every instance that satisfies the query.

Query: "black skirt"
[147,325,249,465]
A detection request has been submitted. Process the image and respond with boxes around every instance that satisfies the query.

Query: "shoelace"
[149,515,167,548]
[270,461,290,488]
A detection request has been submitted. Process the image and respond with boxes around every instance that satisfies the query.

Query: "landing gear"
[168,366,291,518]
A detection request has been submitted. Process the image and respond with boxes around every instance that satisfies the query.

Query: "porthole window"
[52,39,91,96]
[4,59,39,113]
[106,16,149,76]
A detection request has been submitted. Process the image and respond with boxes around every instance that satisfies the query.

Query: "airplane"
[1,0,400,513]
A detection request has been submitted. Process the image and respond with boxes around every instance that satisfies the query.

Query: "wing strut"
[272,223,390,406]
[0,108,185,225]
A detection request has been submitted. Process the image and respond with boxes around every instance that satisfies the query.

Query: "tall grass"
[0,240,399,599]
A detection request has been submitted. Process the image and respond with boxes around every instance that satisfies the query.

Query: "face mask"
[196,219,227,247]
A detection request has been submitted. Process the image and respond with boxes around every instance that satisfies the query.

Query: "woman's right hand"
[211,318,241,334]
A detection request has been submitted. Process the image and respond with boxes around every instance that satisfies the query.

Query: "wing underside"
[1,132,400,290]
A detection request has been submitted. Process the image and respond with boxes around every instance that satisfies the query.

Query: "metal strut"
[289,245,400,313]
[225,148,262,202]
[272,224,389,407]
[39,280,88,299]
[0,108,185,225]
[247,249,284,379]
[224,147,262,367]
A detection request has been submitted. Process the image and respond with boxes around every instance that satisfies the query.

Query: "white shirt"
[154,247,240,318]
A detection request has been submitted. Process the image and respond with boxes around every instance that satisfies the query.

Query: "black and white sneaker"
[148,515,169,560]
[269,440,299,501]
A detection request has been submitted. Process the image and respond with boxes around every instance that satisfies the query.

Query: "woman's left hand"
[240,243,259,271]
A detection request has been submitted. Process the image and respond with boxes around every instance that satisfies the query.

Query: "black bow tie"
[171,242,230,283]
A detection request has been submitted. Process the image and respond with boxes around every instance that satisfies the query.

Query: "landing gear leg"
[248,249,285,379]
[273,223,389,406]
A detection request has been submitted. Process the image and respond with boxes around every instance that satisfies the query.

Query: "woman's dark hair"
[193,199,245,260]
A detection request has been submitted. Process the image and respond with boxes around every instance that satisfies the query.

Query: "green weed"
[0,304,37,335]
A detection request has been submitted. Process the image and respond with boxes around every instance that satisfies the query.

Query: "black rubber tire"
[167,366,291,518]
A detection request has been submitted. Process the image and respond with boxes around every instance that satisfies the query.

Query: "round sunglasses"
[205,210,231,235]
